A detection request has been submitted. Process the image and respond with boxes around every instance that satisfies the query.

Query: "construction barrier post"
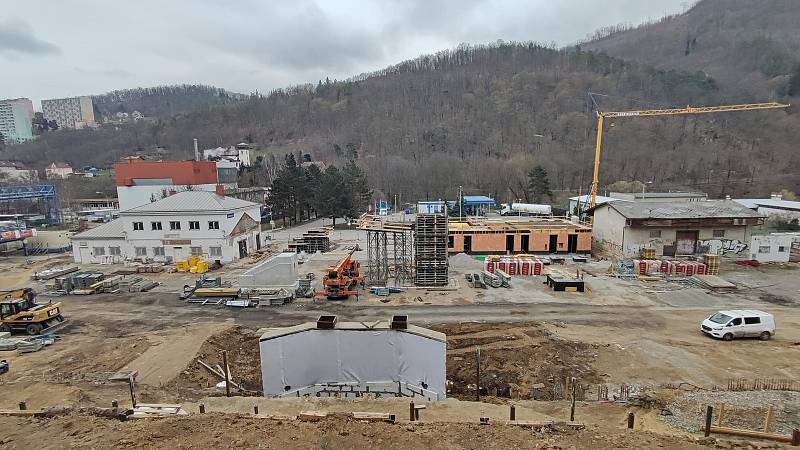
[475,346,481,402]
[254,404,259,415]
[199,403,205,414]
[792,429,800,446]
[18,401,26,411]
[570,377,577,422]
[627,412,635,429]
[704,406,714,437]
[409,402,415,421]
[510,405,516,421]
[223,351,231,398]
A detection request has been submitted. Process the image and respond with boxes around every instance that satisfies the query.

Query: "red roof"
[114,159,218,187]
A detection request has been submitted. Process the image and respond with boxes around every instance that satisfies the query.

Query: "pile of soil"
[171,326,262,393]
[48,336,151,379]
[432,322,602,400]
[0,413,734,449]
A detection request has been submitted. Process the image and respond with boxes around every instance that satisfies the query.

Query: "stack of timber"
[691,274,737,291]
[288,227,332,253]
[414,214,448,286]
[703,254,721,275]
[33,266,79,280]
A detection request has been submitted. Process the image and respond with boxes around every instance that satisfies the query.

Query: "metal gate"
[675,230,699,255]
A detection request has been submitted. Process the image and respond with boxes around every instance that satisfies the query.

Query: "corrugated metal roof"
[121,191,258,214]
[607,200,763,219]
[72,220,124,239]
[463,195,495,205]
[733,198,800,211]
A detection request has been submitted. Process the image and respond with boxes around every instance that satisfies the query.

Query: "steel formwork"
[366,229,414,286]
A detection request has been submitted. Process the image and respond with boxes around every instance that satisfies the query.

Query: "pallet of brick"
[703,254,720,275]
[640,248,656,260]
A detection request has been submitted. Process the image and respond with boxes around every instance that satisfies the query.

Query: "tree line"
[264,154,372,226]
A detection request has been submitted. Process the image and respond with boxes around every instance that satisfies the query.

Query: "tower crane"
[588,101,790,209]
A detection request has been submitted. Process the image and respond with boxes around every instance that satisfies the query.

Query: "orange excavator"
[314,250,365,300]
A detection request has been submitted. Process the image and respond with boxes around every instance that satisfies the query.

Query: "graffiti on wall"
[697,239,747,255]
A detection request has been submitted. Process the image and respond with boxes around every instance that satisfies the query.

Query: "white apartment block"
[0,98,35,144]
[71,191,263,264]
[42,96,96,129]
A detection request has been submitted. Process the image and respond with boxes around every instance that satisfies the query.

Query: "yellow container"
[176,260,189,272]
[195,261,209,273]
[188,256,201,267]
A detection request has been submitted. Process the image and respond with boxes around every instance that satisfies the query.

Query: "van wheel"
[722,333,733,341]
[759,331,771,341]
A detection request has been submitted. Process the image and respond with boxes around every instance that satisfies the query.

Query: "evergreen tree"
[527,165,553,203]
[342,159,372,217]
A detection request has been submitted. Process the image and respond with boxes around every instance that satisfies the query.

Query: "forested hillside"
[6,0,800,202]
[93,85,246,120]
[581,0,800,99]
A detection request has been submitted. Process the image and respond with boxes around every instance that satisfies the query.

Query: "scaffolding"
[359,214,414,286]
[414,214,448,286]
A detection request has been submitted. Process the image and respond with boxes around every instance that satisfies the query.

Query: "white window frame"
[133,222,144,231]
[208,221,220,230]
[153,246,165,256]
[209,246,222,257]
[93,247,105,256]
[151,221,162,231]
[135,247,147,257]
[649,230,662,238]
[169,221,181,230]
[190,246,204,256]
[712,229,725,238]
[189,221,200,230]
[108,246,121,256]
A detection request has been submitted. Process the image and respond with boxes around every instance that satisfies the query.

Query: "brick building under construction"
[448,218,591,254]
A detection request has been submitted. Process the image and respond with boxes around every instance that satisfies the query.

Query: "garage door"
[675,230,699,255]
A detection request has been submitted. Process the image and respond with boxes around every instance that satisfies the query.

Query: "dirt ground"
[3,412,770,450]
[2,235,800,447]
[432,322,602,400]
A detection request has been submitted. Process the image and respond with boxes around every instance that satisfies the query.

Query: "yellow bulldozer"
[0,288,66,335]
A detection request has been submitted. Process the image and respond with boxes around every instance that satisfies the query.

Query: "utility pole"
[459,185,463,220]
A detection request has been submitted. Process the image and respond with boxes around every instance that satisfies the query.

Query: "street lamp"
[642,181,653,200]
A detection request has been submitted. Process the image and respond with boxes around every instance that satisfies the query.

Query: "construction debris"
[288,227,332,253]
[32,266,79,280]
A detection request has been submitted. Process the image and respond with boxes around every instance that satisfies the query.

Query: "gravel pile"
[448,253,482,272]
[663,390,800,435]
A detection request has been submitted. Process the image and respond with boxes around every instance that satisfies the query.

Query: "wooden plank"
[709,425,793,443]
[763,404,774,433]
[299,411,328,422]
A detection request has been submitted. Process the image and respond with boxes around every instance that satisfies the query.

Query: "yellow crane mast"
[589,102,790,209]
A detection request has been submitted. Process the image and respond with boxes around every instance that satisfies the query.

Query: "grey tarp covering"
[260,328,446,399]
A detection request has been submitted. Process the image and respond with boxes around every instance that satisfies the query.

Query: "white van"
[701,310,775,341]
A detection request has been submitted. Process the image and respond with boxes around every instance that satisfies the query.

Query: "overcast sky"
[1,0,686,107]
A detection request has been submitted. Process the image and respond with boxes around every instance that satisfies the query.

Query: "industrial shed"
[591,201,764,258]
[259,316,446,400]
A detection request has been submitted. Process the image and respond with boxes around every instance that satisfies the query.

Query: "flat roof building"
[448,217,591,254]
[41,96,96,129]
[0,98,35,144]
[114,159,219,211]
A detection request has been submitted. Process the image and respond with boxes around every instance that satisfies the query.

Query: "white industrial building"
[734,194,800,221]
[591,201,764,258]
[750,233,800,262]
[259,317,446,400]
[71,191,263,264]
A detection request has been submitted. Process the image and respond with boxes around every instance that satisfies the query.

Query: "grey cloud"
[194,1,385,73]
[0,19,60,56]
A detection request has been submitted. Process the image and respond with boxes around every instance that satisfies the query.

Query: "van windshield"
[709,313,732,324]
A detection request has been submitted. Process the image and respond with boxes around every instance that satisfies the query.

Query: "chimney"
[193,138,200,161]
[215,184,225,196]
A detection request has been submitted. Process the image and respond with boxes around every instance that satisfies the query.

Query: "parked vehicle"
[0,360,7,375]
[499,203,552,216]
[701,310,775,341]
